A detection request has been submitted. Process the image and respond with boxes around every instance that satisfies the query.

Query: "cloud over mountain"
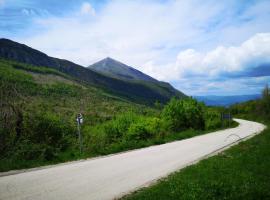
[144,33,270,81]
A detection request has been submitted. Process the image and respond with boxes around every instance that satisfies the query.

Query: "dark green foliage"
[161,97,205,131]
[84,99,225,156]
[103,112,139,143]
[2,111,75,161]
[24,112,74,150]
[262,84,270,115]
[42,83,80,97]
[12,63,68,78]
[205,107,222,130]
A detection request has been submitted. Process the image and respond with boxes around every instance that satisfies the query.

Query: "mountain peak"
[100,57,123,66]
[88,57,157,82]
[104,56,114,61]
[0,38,12,42]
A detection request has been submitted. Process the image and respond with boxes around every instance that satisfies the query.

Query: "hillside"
[0,58,158,170]
[0,58,223,172]
[0,38,185,104]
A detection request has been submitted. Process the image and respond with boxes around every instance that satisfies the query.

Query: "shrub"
[161,97,205,131]
[21,112,76,160]
[205,108,222,130]
[103,112,139,143]
[126,118,154,141]
[84,112,140,153]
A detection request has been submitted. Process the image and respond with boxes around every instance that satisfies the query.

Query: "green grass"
[122,120,270,200]
[1,58,69,78]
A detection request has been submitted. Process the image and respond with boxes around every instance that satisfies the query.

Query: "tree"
[161,97,205,131]
[0,79,25,155]
[262,84,270,115]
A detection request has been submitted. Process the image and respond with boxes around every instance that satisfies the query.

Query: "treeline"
[230,85,270,121]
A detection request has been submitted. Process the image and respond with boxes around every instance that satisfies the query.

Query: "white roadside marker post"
[76,113,83,154]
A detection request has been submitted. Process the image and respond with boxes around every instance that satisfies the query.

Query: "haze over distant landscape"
[1,0,270,96]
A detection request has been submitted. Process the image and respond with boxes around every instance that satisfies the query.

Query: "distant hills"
[0,38,185,104]
[194,94,261,106]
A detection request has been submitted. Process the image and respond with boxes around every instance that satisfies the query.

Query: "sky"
[1,0,270,96]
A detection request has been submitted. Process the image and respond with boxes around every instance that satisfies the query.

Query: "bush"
[103,112,139,143]
[84,112,140,153]
[161,97,205,131]
[126,118,154,141]
[262,84,270,116]
[84,113,167,154]
[205,108,222,130]
[21,112,76,160]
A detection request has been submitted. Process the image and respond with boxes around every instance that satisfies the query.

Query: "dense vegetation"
[0,59,227,172]
[122,85,270,200]
[83,98,227,156]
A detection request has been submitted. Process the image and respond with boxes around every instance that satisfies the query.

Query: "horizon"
[1,0,270,96]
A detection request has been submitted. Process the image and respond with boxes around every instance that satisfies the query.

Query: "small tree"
[262,84,270,115]
[161,97,205,131]
[262,84,270,99]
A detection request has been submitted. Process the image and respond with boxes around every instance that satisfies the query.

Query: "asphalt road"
[0,119,266,200]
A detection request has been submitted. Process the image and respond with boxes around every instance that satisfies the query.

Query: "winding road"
[0,119,266,200]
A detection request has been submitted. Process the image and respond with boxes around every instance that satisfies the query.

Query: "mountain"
[0,38,185,104]
[194,94,261,106]
[88,57,157,82]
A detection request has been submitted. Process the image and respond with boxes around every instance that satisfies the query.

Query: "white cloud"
[80,2,95,16]
[21,8,30,15]
[20,0,229,66]
[143,33,270,81]
[175,76,270,96]
[178,33,270,77]
[21,8,37,16]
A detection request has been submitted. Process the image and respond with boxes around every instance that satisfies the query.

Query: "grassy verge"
[122,119,270,200]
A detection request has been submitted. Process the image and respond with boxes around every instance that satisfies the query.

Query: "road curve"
[0,119,266,200]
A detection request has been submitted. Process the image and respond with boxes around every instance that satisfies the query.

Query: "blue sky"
[1,0,270,96]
